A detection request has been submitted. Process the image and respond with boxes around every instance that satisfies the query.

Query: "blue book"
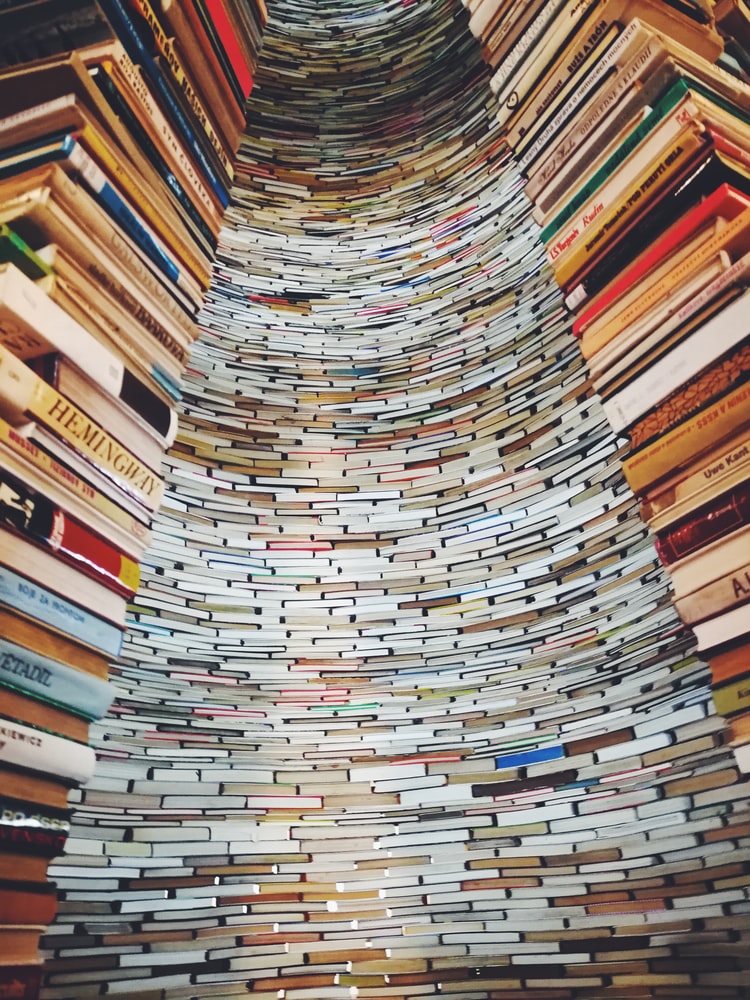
[495,744,564,770]
[0,636,116,721]
[96,0,230,209]
[0,564,123,658]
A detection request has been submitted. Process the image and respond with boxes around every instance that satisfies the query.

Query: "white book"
[0,716,96,783]
[601,289,750,433]
[693,602,750,651]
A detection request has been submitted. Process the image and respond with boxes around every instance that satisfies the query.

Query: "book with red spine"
[572,182,750,336]
[0,964,42,1000]
[655,477,750,565]
[192,0,254,99]
[0,468,140,598]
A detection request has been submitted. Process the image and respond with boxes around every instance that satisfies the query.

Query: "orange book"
[0,881,57,927]
[709,638,750,686]
[0,687,90,744]
[0,766,72,812]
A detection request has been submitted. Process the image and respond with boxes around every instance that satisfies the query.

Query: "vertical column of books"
[464,0,750,771]
[0,0,265,993]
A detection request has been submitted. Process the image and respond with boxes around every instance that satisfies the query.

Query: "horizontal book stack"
[464,0,750,772]
[0,0,266,990]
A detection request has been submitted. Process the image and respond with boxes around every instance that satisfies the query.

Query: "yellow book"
[0,342,164,511]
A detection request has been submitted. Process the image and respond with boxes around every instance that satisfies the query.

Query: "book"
[0,57,216,262]
[579,218,739,361]
[1,528,129,628]
[561,150,750,304]
[0,606,111,681]
[585,249,750,386]
[0,162,199,340]
[34,241,189,403]
[0,223,50,282]
[546,125,740,281]
[600,288,750,433]
[95,0,232,202]
[157,0,247,113]
[572,182,750,332]
[654,476,750,564]
[0,467,141,598]
[0,339,164,511]
[0,685,90,743]
[0,879,57,928]
[621,381,750,495]
[0,260,177,440]
[0,924,47,967]
[31,353,172,479]
[0,132,206,304]
[0,634,114,722]
[0,412,153,558]
[674,558,750,624]
[0,562,125,659]
[192,0,256,100]
[665,521,750,596]
[0,716,96,784]
[707,637,750,683]
[491,0,721,127]
[85,46,227,224]
[0,763,72,812]
[127,0,242,153]
[712,661,750,712]
[642,425,750,530]
[0,966,42,1000]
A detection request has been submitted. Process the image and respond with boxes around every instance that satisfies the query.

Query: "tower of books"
[0,1,749,998]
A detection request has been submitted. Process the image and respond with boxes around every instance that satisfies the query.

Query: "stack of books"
[0,0,266,992]
[464,0,750,772]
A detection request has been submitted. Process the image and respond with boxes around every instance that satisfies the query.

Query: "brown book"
[0,880,57,927]
[621,381,750,496]
[709,637,750,685]
[0,687,90,744]
[0,765,72,812]
[655,476,750,565]
[0,854,50,884]
[0,927,45,967]
[0,607,111,681]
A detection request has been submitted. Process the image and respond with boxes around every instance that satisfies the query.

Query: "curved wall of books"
[44,2,750,998]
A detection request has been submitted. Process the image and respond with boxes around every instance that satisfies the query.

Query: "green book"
[0,222,52,281]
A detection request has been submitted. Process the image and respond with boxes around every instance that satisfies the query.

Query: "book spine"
[518,19,655,174]
[582,219,750,361]
[0,261,123,395]
[655,479,750,564]
[622,381,750,496]
[0,468,141,597]
[489,0,576,95]
[674,560,750,624]
[0,636,114,719]
[602,290,750,432]
[510,20,620,150]
[713,673,750,715]
[0,717,96,784]
[642,426,750,522]
[96,0,231,207]
[552,128,709,288]
[542,81,695,246]
[61,135,194,292]
[0,564,123,658]
[194,0,254,98]
[631,332,750,458]
[0,341,164,511]
[127,0,233,170]
[89,59,223,227]
[572,183,750,335]
[0,414,152,541]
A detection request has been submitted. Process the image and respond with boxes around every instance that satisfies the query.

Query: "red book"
[0,469,140,598]
[655,477,750,566]
[572,183,750,336]
[193,0,254,99]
